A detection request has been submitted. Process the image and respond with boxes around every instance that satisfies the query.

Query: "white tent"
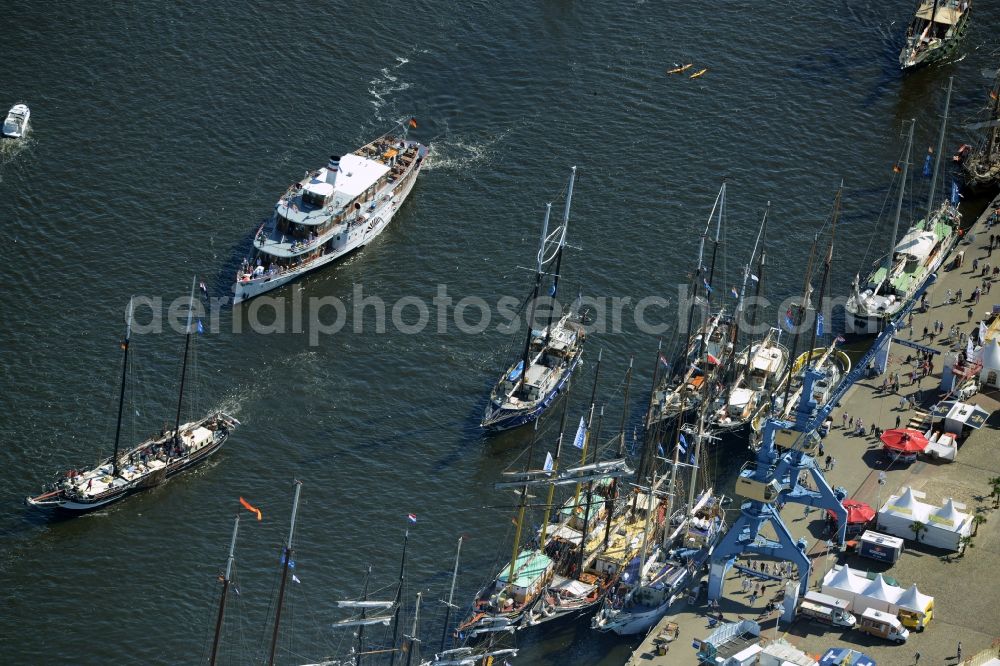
[878,488,970,551]
[856,573,901,614]
[820,565,864,605]
[896,583,934,614]
[982,338,1000,388]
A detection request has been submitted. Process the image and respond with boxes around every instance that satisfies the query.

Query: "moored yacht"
[232,120,428,304]
[847,83,961,333]
[710,328,788,433]
[2,104,30,138]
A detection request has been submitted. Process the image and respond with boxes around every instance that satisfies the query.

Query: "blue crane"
[707,274,937,601]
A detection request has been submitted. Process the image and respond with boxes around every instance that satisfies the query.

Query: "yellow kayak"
[690,68,708,79]
[667,63,693,74]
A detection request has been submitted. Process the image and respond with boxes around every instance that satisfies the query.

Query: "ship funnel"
[326,155,341,185]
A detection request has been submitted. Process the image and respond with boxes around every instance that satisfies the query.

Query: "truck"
[797,591,857,628]
[858,530,904,564]
[856,607,909,643]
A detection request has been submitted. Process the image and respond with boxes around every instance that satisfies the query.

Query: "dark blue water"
[1,1,997,663]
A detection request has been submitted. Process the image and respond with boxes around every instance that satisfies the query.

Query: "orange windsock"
[408,117,418,128]
[240,497,262,521]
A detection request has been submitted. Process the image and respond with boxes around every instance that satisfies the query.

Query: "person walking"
[829,457,836,471]
[957,642,963,661]
[842,412,848,429]
[914,651,921,665]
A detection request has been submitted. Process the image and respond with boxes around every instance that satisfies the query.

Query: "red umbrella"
[880,428,928,454]
[827,499,876,524]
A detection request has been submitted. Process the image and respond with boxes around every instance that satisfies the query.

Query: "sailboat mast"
[505,421,539,601]
[267,480,303,666]
[388,530,410,666]
[679,184,723,380]
[517,205,553,396]
[887,122,915,283]
[806,188,841,359]
[543,166,576,346]
[749,205,769,333]
[926,77,953,218]
[636,340,663,489]
[403,592,421,666]
[686,409,708,509]
[111,298,135,477]
[577,405,604,576]
[603,359,633,549]
[704,182,725,315]
[209,515,240,666]
[173,276,197,446]
[540,382,573,545]
[781,235,819,409]
[573,348,603,504]
[661,436,682,548]
[736,206,767,339]
[356,565,372,666]
[439,537,463,653]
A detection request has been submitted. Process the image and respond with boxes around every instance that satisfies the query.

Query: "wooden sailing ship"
[26,279,238,513]
[899,0,971,70]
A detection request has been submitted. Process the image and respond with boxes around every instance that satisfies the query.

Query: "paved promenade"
[626,195,1000,665]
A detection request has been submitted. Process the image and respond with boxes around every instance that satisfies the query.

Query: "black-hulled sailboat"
[26,278,239,512]
[960,71,1000,192]
[482,167,586,432]
[649,182,734,428]
[900,0,971,70]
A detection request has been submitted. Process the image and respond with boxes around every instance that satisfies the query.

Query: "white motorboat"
[2,104,30,138]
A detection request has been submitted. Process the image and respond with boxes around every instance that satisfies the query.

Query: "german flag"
[240,497,262,521]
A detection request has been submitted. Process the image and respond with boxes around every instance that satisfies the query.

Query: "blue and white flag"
[678,432,688,454]
[922,150,933,177]
[196,319,204,334]
[549,284,557,296]
[657,443,665,457]
[816,313,824,337]
[730,287,739,299]
[572,416,587,449]
[703,279,713,293]
[543,451,554,472]
[690,452,697,465]
[950,181,962,205]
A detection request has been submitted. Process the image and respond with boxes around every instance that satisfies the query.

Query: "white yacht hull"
[232,149,425,304]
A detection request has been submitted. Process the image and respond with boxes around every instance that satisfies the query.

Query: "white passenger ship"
[232,121,429,303]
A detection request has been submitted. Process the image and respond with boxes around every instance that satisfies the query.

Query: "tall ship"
[463,362,639,635]
[959,72,1000,192]
[26,281,239,513]
[847,80,961,332]
[707,206,788,434]
[899,0,971,70]
[232,120,429,304]
[482,167,586,432]
[592,405,727,636]
[648,182,734,429]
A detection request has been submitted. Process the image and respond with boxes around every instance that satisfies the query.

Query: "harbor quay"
[626,194,1000,666]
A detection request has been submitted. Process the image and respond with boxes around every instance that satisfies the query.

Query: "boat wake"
[423,125,513,172]
[0,134,35,170]
[368,55,413,122]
